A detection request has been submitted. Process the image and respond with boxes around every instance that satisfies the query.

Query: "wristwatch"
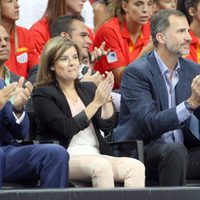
[184,101,194,113]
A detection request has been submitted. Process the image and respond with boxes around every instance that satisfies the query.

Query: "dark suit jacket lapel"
[175,63,191,105]
[53,83,72,116]
[148,52,169,110]
[76,82,94,107]
[10,72,20,83]
[53,82,94,116]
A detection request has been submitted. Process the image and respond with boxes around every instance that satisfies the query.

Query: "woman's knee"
[90,157,113,176]
[122,158,145,176]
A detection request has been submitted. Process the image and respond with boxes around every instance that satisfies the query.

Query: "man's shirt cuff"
[176,102,191,123]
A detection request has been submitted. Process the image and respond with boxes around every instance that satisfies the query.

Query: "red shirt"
[93,17,150,84]
[30,16,50,55]
[187,31,200,64]
[5,26,39,78]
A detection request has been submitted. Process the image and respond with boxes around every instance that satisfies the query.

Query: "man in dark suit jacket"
[113,9,200,186]
[0,24,69,188]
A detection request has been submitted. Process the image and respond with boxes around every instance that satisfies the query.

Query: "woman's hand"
[90,41,111,63]
[93,71,114,106]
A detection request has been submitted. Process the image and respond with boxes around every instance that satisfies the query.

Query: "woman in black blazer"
[32,36,145,188]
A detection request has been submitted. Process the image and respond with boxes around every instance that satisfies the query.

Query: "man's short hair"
[50,15,84,38]
[150,9,186,47]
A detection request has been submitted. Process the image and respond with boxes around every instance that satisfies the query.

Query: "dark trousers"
[0,144,69,188]
[144,143,200,186]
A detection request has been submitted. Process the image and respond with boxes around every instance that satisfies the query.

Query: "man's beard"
[166,42,190,57]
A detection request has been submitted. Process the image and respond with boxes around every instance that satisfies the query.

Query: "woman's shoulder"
[29,16,49,38]
[16,25,29,33]
[15,26,31,42]
[33,82,97,98]
[94,17,122,45]
[30,16,49,30]
[95,17,120,34]
[33,84,58,96]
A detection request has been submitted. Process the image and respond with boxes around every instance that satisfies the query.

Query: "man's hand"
[90,41,110,63]
[12,77,33,111]
[0,82,17,110]
[187,75,200,109]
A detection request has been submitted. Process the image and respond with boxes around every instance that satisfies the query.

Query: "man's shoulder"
[179,57,200,73]
[126,53,153,73]
[179,57,200,66]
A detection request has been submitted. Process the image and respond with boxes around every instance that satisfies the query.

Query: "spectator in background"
[28,15,109,87]
[51,15,109,69]
[17,0,94,31]
[30,0,90,56]
[0,0,39,78]
[177,0,200,64]
[28,15,102,86]
[138,0,178,57]
[51,15,93,66]
[92,0,111,31]
[152,0,177,13]
[93,0,153,89]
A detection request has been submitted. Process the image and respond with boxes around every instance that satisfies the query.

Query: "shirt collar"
[154,50,180,75]
[121,17,144,40]
[3,65,11,85]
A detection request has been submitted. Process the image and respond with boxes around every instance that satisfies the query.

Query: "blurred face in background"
[1,0,20,22]
[152,0,177,13]
[188,1,200,22]
[122,0,153,25]
[70,20,92,60]
[0,25,10,64]
[65,0,87,15]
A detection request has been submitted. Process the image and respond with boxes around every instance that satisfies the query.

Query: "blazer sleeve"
[0,101,29,141]
[32,87,91,141]
[92,108,116,134]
